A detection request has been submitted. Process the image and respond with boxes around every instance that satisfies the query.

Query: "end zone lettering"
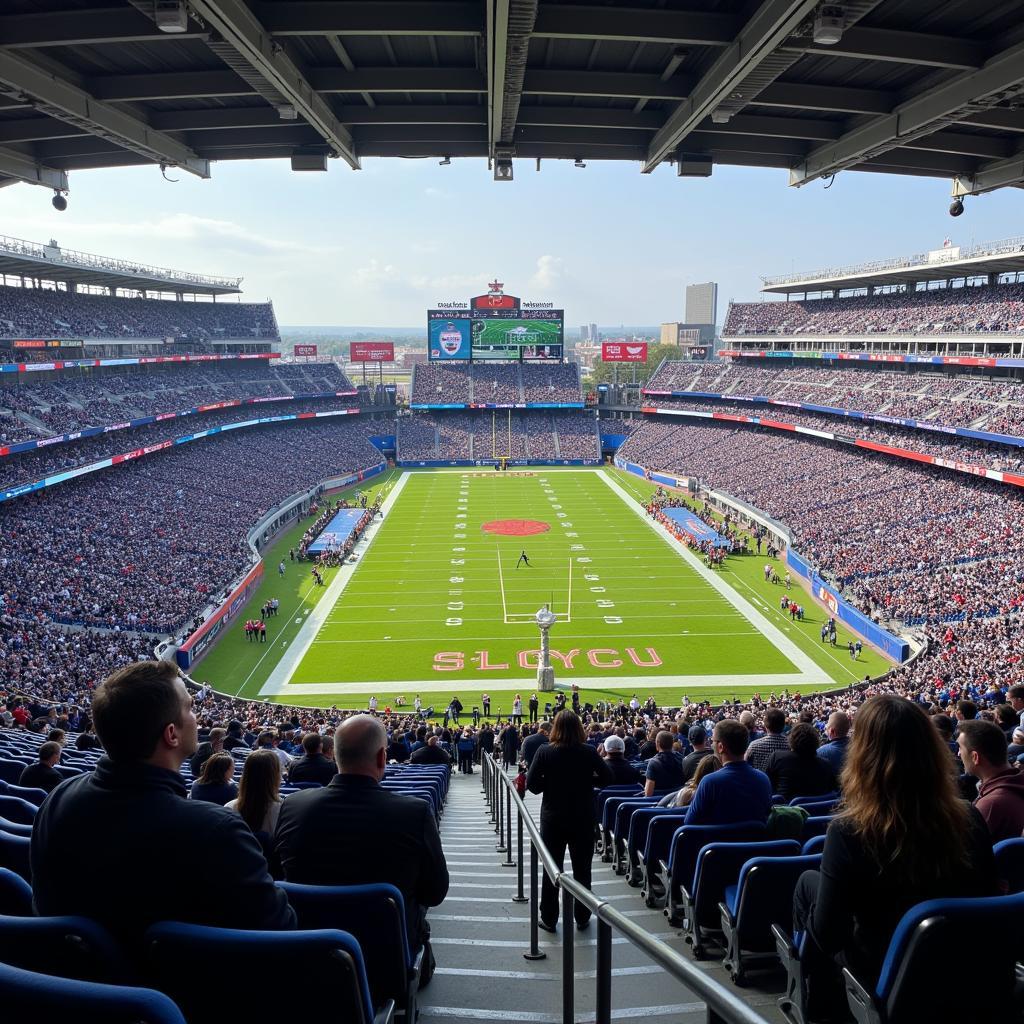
[432,647,662,671]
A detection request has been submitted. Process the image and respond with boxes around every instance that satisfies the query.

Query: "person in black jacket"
[19,741,63,793]
[527,710,613,931]
[30,661,295,948]
[275,715,449,955]
[499,723,520,768]
[793,696,997,1019]
[287,732,337,785]
[764,722,836,801]
[520,721,550,768]
[601,735,642,785]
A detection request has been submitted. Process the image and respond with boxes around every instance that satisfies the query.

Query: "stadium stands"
[0,284,277,341]
[724,282,1024,336]
[644,361,1024,439]
[411,362,581,406]
[0,360,355,446]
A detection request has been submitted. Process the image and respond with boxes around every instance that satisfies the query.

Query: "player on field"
[516,550,530,568]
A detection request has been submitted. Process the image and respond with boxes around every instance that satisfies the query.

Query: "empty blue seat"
[601,794,658,863]
[789,792,838,809]
[720,853,822,984]
[0,759,26,784]
[800,815,833,841]
[624,806,683,887]
[659,821,768,927]
[640,812,688,907]
[0,779,49,806]
[610,799,660,874]
[279,881,422,1020]
[0,865,32,915]
[0,914,132,984]
[145,922,394,1024]
[594,783,643,819]
[0,794,37,825]
[0,960,186,1024]
[0,828,31,881]
[994,836,1024,894]
[801,834,826,856]
[680,839,800,958]
[788,798,837,817]
[843,892,1024,1024]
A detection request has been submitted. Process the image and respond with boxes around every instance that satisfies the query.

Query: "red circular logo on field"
[481,519,551,537]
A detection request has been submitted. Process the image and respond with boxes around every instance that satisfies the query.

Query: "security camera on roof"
[813,4,845,45]
[154,1,189,34]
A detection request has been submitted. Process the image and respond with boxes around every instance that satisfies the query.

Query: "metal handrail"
[480,753,773,1024]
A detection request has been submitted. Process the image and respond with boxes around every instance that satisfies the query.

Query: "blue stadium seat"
[680,840,800,959]
[145,922,395,1024]
[0,813,32,837]
[640,812,688,907]
[0,794,37,825]
[800,815,833,842]
[0,829,31,881]
[0,759,26,784]
[800,834,826,856]
[789,792,838,809]
[624,806,683,887]
[842,892,1024,1024]
[610,799,661,874]
[0,866,32,915]
[994,837,1024,894]
[719,853,821,984]
[594,783,643,820]
[659,822,768,928]
[600,794,658,863]
[279,881,423,1020]
[787,798,837,817]
[0,914,133,984]
[0,960,186,1024]
[0,779,49,806]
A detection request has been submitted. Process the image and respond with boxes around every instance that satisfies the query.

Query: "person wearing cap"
[680,725,712,784]
[601,734,642,785]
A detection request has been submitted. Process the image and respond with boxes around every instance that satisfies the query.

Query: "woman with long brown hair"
[526,710,613,932]
[793,695,996,1016]
[226,748,283,836]
[189,751,238,806]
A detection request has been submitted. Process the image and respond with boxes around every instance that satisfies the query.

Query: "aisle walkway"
[420,768,786,1024]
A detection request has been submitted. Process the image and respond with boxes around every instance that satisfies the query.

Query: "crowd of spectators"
[0,360,355,446]
[618,419,1024,627]
[650,398,1024,473]
[0,415,391,634]
[644,360,1024,438]
[724,282,1024,335]
[0,285,278,340]
[396,412,599,462]
[411,362,581,406]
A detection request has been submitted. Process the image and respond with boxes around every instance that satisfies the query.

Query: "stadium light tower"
[535,605,557,692]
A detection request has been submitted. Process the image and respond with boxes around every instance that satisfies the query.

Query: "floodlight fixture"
[51,191,67,212]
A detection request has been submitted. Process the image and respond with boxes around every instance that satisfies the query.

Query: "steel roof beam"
[0,50,209,180]
[88,70,254,102]
[953,145,1024,196]
[256,2,483,37]
[644,0,819,172]
[309,67,485,93]
[488,0,511,155]
[188,0,359,168]
[150,107,291,131]
[699,113,841,140]
[789,27,987,70]
[0,8,209,48]
[0,117,90,144]
[523,70,693,100]
[332,104,665,129]
[0,144,67,189]
[533,6,736,46]
[754,81,893,114]
[790,40,1024,186]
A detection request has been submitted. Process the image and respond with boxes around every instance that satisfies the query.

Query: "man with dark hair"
[30,660,294,944]
[410,735,452,766]
[958,719,1024,842]
[521,721,551,769]
[644,730,685,796]
[684,720,772,826]
[680,726,710,784]
[275,714,449,964]
[744,708,789,772]
[1008,685,1024,729]
[19,741,63,793]
[287,732,337,785]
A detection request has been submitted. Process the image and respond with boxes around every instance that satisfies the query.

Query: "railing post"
[523,841,546,961]
[495,772,507,852]
[562,887,575,1024]
[596,917,612,1024]
[512,809,527,901]
[489,759,498,825]
[502,785,515,866]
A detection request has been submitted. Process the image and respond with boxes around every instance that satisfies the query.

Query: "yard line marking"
[496,548,509,624]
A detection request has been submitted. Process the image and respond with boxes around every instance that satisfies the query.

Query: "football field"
[236,468,886,709]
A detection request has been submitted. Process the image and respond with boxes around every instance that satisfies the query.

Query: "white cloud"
[530,254,565,290]
[353,258,401,288]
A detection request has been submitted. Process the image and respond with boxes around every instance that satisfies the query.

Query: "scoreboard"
[427,283,563,362]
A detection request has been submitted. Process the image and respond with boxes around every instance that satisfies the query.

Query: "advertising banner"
[602,342,648,362]
[350,341,395,362]
[293,344,318,358]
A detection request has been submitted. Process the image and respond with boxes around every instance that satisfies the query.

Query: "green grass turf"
[198,467,891,710]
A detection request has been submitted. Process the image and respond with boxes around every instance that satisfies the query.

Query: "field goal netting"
[504,328,540,346]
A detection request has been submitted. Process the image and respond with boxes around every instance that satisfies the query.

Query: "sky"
[0,155,1021,329]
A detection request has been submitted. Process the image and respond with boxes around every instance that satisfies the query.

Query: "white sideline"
[257,471,412,697]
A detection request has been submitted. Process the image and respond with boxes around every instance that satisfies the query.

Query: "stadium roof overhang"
[0,0,1023,202]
